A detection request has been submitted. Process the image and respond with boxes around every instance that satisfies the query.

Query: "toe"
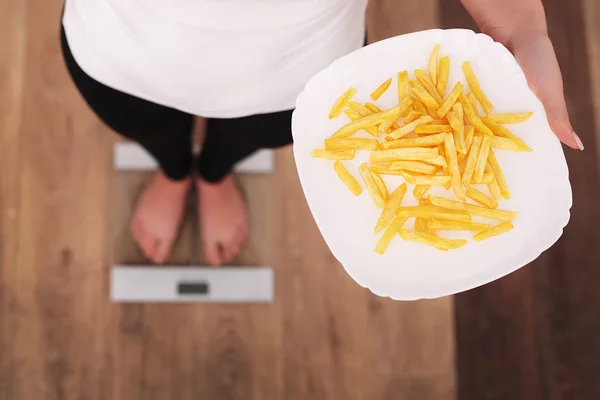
[205,242,223,266]
[153,238,172,264]
[137,229,159,263]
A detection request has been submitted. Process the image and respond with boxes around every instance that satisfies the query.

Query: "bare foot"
[130,171,191,264]
[196,175,248,265]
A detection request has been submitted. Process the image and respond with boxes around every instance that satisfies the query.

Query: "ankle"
[196,174,233,190]
[157,170,192,188]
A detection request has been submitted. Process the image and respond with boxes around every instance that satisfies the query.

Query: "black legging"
[60,27,293,182]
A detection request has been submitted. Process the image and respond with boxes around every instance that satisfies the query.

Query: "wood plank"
[447,0,600,398]
[9,1,114,399]
[529,1,600,398]
[583,0,600,165]
[0,0,27,399]
[280,4,455,400]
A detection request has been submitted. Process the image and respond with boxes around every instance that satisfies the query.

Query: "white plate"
[292,29,572,300]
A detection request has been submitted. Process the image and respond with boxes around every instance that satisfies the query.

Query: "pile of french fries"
[312,44,533,254]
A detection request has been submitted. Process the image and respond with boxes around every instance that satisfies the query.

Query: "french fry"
[402,110,423,124]
[412,83,440,109]
[371,171,389,201]
[371,78,393,101]
[486,163,502,200]
[480,173,495,184]
[428,194,466,211]
[453,102,463,121]
[459,93,478,125]
[414,184,431,199]
[468,92,480,117]
[462,135,482,184]
[365,103,382,114]
[359,163,385,208]
[380,133,445,149]
[343,108,378,137]
[379,119,395,133]
[329,87,357,119]
[375,217,407,254]
[488,150,511,199]
[425,223,437,236]
[331,104,404,138]
[427,220,491,232]
[466,186,498,209]
[429,44,440,86]
[370,147,439,163]
[325,138,379,151]
[458,151,468,166]
[415,124,453,134]
[397,208,471,224]
[311,149,356,160]
[489,113,533,124]
[375,183,407,233]
[371,161,437,175]
[397,71,410,102]
[388,115,434,140]
[491,136,524,152]
[444,133,466,200]
[368,169,405,176]
[346,102,372,116]
[422,155,448,168]
[473,133,492,183]
[437,56,450,97]
[481,117,532,151]
[401,172,451,186]
[464,204,517,221]
[399,229,468,251]
[415,217,428,233]
[419,198,433,207]
[488,179,501,200]
[344,109,362,121]
[462,61,494,114]
[447,109,466,154]
[465,125,475,151]
[437,143,451,189]
[333,161,362,196]
[415,70,444,104]
[473,221,514,241]
[436,82,464,118]
[411,97,429,115]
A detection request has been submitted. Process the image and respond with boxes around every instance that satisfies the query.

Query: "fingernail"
[572,131,585,151]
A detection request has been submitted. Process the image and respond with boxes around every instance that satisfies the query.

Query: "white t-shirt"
[63,0,368,118]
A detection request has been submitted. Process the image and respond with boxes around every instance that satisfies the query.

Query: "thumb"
[511,34,583,150]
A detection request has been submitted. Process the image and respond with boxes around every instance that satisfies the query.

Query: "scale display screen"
[178,282,209,295]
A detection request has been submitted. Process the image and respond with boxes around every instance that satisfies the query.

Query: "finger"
[512,34,583,150]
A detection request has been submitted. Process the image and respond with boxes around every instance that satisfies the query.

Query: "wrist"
[503,28,548,52]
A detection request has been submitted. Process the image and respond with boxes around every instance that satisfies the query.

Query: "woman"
[61,0,583,265]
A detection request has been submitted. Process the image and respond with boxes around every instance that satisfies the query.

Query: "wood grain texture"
[0,1,27,399]
[9,0,113,399]
[583,0,600,165]
[445,0,600,399]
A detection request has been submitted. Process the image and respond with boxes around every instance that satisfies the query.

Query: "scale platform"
[111,266,274,303]
[114,142,274,173]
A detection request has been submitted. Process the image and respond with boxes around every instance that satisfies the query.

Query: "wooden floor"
[0,0,599,399]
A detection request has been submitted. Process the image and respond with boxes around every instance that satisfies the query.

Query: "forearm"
[460,0,548,49]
